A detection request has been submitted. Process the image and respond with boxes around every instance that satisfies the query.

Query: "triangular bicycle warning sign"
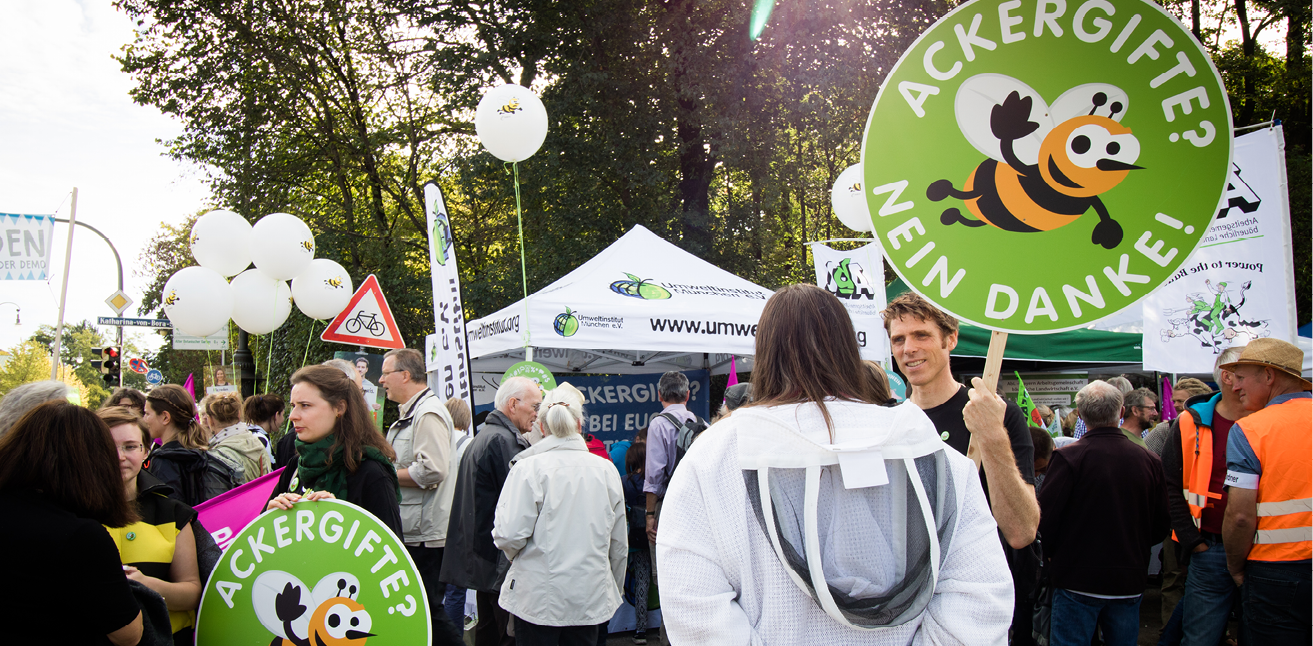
[321,274,406,350]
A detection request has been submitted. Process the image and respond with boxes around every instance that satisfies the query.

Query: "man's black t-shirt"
[923,384,1036,494]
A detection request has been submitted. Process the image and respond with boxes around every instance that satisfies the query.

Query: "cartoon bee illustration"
[848,182,862,193]
[163,290,180,307]
[300,240,315,253]
[498,97,522,115]
[253,571,375,646]
[189,234,200,247]
[324,276,344,289]
[927,75,1142,249]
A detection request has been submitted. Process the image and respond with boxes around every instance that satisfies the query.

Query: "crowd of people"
[0,287,1307,646]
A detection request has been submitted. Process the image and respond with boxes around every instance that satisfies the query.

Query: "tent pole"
[526,346,534,362]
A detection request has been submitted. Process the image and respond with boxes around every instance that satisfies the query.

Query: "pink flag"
[1161,376,1178,422]
[727,356,739,387]
[194,467,284,550]
[183,373,195,401]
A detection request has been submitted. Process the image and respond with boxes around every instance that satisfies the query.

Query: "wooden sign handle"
[966,330,1009,469]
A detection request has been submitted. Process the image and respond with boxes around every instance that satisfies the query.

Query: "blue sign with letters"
[475,370,711,448]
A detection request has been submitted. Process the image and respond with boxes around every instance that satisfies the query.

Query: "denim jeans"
[1240,560,1311,645]
[444,584,468,630]
[1049,588,1141,646]
[1181,536,1236,646]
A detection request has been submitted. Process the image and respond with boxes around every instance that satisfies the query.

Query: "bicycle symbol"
[344,310,386,337]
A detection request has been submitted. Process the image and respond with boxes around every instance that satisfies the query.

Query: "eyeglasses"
[117,443,145,454]
[511,397,540,412]
[380,370,400,377]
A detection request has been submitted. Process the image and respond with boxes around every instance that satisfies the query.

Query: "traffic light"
[102,346,121,387]
[91,347,104,372]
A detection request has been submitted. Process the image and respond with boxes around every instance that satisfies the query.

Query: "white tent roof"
[468,225,770,375]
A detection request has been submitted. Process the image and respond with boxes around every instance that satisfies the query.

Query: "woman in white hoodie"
[655,284,1014,645]
[492,383,628,646]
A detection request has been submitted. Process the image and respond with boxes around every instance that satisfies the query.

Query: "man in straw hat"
[1219,338,1311,645]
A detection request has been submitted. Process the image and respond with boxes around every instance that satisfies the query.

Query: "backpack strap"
[656,412,687,430]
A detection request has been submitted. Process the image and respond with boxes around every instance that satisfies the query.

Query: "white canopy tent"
[468,225,771,376]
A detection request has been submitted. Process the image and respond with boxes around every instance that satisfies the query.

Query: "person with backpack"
[643,371,706,644]
[202,392,271,484]
[143,385,242,508]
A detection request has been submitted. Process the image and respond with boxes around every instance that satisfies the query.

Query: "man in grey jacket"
[440,376,541,646]
[380,348,461,644]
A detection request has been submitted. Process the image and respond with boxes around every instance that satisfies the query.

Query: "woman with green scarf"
[266,365,402,538]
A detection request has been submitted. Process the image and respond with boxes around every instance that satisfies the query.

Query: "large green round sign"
[863,0,1231,333]
[196,499,430,645]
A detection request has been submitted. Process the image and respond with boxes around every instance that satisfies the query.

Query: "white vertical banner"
[811,242,890,362]
[424,182,472,410]
[0,214,56,280]
[1143,126,1297,373]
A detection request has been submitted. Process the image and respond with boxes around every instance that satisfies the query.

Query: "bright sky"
[0,0,210,357]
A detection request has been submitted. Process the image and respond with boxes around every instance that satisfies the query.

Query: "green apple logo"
[609,273,672,300]
[553,307,580,337]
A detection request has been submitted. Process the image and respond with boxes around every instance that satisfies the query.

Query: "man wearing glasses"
[440,376,541,646]
[1121,388,1160,445]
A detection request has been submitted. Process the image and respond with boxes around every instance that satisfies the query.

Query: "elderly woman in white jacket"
[655,285,1014,645]
[492,383,628,646]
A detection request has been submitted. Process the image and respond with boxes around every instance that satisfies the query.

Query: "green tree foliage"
[116,0,1310,409]
[0,341,53,396]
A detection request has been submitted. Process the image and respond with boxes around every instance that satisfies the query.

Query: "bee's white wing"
[1050,84,1130,123]
[954,73,1052,166]
[253,570,312,641]
[313,572,363,606]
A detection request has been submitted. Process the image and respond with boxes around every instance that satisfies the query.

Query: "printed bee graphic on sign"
[253,571,378,646]
[928,74,1142,249]
[498,97,522,116]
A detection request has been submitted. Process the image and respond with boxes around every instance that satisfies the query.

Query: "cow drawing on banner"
[1159,279,1270,353]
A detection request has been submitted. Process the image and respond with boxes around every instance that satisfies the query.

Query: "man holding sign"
[884,292,1039,638]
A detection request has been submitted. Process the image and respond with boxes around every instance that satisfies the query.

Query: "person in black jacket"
[1038,381,1170,646]
[440,376,540,646]
[266,365,403,539]
[144,384,236,507]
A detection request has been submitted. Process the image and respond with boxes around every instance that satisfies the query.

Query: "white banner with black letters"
[424,182,472,411]
[1142,126,1297,373]
[0,214,56,280]
[810,242,890,362]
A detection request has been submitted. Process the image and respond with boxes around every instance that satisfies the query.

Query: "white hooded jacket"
[655,400,1014,645]
[492,433,628,626]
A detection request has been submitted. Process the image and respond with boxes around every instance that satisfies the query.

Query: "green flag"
[1015,371,1042,428]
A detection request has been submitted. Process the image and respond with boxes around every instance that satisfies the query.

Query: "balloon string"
[301,319,318,373]
[263,286,279,394]
[511,161,530,348]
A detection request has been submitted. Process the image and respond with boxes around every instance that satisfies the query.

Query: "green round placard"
[502,360,558,390]
[862,0,1231,332]
[196,499,430,645]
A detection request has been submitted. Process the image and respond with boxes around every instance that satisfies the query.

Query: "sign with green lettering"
[196,499,429,645]
[862,0,1231,332]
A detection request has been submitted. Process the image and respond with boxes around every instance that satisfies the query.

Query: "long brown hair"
[146,384,208,449]
[0,401,139,527]
[750,284,884,435]
[291,365,395,472]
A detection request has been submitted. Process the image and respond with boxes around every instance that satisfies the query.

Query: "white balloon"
[229,269,293,335]
[249,212,315,280]
[189,209,253,277]
[831,164,873,233]
[475,84,549,162]
[162,266,234,338]
[291,259,354,320]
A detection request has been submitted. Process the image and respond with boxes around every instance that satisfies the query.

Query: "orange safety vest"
[1236,396,1312,562]
[1177,402,1221,540]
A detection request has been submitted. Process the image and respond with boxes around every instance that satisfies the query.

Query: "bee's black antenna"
[1109,102,1124,118]
[1089,92,1108,116]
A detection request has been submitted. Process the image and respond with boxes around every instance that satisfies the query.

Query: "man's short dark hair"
[1029,426,1054,462]
[384,348,426,383]
[882,291,959,339]
[658,371,690,403]
[1125,387,1157,410]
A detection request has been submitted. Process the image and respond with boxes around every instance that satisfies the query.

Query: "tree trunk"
[1233,0,1257,125]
